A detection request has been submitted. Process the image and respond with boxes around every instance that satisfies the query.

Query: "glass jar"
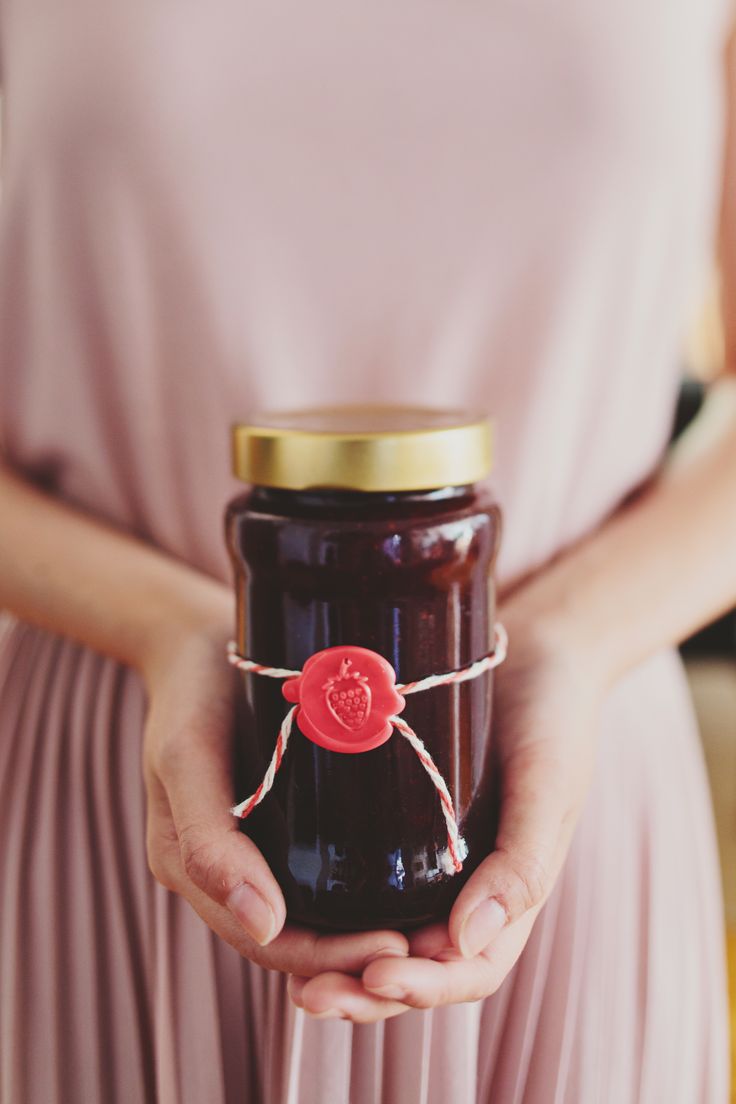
[225,408,502,931]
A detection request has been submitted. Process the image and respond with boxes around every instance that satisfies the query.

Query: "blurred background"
[680,286,736,1100]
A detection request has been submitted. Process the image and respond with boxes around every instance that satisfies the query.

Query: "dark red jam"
[226,482,501,931]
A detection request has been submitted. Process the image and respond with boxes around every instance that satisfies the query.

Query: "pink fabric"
[0,1,732,1100]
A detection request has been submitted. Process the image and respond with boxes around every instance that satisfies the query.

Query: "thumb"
[449,746,573,958]
[175,814,287,948]
[158,730,287,947]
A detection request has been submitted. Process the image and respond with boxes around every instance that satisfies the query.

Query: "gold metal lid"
[232,406,493,492]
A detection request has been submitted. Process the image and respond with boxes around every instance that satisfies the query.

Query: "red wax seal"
[283,646,406,754]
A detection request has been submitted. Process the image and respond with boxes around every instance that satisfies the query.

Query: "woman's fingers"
[449,744,575,958]
[153,725,287,945]
[259,926,409,979]
[301,951,502,1018]
[406,922,451,959]
[147,659,288,946]
[364,955,494,1007]
[362,912,538,1012]
[145,767,279,946]
[146,775,410,976]
[289,972,410,1023]
[285,915,541,1021]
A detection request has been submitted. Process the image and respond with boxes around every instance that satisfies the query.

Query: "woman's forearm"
[504,375,736,688]
[3,369,735,696]
[0,462,231,683]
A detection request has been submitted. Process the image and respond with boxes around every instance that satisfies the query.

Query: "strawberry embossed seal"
[282,646,405,754]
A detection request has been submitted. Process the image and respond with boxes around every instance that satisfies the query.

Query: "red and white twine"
[227,623,508,873]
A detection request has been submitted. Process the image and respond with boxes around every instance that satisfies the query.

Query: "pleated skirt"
[0,617,729,1103]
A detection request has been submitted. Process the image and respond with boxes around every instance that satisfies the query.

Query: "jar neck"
[248,484,474,513]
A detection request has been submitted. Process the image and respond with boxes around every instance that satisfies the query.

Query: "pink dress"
[0,1,731,1100]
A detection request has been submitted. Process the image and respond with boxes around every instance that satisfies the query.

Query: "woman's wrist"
[129,570,234,694]
[0,463,238,684]
[499,555,622,700]
[500,376,736,695]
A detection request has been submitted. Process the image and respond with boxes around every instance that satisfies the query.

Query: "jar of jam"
[225,407,502,931]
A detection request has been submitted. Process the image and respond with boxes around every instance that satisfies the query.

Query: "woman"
[0,2,734,1101]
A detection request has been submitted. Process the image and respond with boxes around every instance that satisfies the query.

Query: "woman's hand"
[142,609,410,980]
[0,462,407,977]
[287,601,603,1021]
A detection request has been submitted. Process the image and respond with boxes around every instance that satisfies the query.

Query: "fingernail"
[460,898,507,958]
[227,884,277,946]
[288,977,307,1006]
[364,983,407,1001]
[310,1008,347,1020]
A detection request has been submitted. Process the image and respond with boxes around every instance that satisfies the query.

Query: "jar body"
[225,484,501,931]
